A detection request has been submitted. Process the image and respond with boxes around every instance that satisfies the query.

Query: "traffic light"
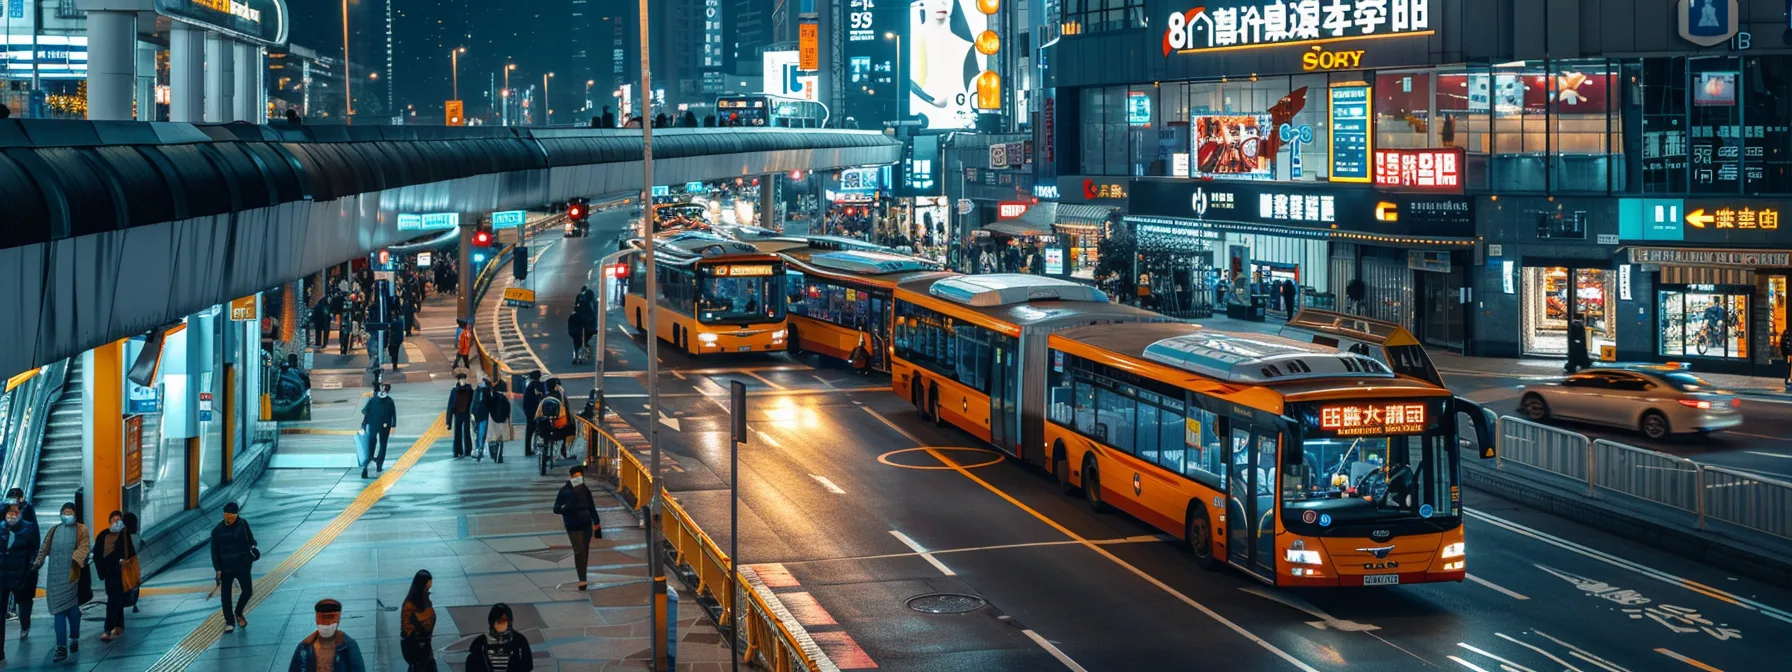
[568,202,583,219]
[613,262,629,279]
[471,224,494,247]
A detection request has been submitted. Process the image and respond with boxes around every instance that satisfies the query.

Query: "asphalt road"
[489,215,1792,672]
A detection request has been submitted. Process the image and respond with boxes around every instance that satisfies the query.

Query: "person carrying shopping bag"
[94,510,139,642]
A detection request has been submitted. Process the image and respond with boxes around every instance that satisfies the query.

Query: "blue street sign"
[491,210,527,230]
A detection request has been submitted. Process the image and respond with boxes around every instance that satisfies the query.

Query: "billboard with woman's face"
[908,0,987,129]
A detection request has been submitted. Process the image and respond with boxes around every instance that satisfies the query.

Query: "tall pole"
[640,0,666,668]
[451,49,461,101]
[342,0,353,123]
[544,72,554,126]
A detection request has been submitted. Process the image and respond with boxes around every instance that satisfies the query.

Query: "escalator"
[32,358,86,510]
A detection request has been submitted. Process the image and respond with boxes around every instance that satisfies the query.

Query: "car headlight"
[1284,540,1323,565]
[698,333,718,344]
[772,330,786,339]
[1440,542,1465,559]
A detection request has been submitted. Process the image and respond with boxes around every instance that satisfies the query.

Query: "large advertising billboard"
[908,0,990,130]
[762,50,819,100]
[845,0,901,126]
[155,0,289,46]
[1192,115,1273,180]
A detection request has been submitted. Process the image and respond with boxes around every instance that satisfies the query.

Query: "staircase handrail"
[0,359,70,500]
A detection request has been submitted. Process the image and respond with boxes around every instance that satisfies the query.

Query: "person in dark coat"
[447,374,476,459]
[1565,319,1592,374]
[1780,329,1792,391]
[93,510,136,641]
[211,502,257,633]
[362,384,398,477]
[5,488,35,525]
[400,570,437,671]
[310,300,332,349]
[521,371,546,457]
[0,503,40,658]
[465,603,533,672]
[553,465,602,590]
[484,377,513,463]
[386,323,405,372]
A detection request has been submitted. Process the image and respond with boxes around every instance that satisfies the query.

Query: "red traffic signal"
[472,227,494,247]
[613,262,629,279]
[569,205,583,218]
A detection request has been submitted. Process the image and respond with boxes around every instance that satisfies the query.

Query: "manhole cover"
[906,593,987,614]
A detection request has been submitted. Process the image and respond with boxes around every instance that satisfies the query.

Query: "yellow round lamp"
[975,30,1001,56]
[977,0,1000,15]
[974,70,1002,110]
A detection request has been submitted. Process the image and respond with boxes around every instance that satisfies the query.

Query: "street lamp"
[341,0,352,122]
[450,47,466,101]
[586,79,595,113]
[885,32,902,104]
[502,63,517,125]
[543,72,555,125]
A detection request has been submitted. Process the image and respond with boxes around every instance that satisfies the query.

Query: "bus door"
[989,336,1020,456]
[869,290,890,371]
[1227,422,1278,581]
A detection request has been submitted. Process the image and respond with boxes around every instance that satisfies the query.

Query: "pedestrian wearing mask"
[34,503,90,662]
[465,603,533,672]
[362,383,398,478]
[93,510,138,642]
[0,503,40,661]
[400,570,438,671]
[553,465,603,591]
[5,488,35,525]
[448,374,476,459]
[211,501,258,633]
[289,598,367,671]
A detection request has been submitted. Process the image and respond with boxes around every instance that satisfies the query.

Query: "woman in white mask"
[93,510,138,642]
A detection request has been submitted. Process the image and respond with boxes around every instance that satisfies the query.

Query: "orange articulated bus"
[1043,323,1495,587]
[623,232,788,356]
[779,246,952,372]
[1279,309,1443,386]
[889,274,1167,460]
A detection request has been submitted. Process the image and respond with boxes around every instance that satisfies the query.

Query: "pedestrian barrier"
[1489,415,1792,545]
[467,226,826,672]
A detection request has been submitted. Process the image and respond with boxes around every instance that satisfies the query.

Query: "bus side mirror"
[1456,399,1497,459]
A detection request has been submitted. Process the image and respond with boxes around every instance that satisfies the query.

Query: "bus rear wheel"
[911,379,927,420]
[1186,505,1217,570]
[786,325,802,357]
[1082,456,1109,513]
[928,384,943,427]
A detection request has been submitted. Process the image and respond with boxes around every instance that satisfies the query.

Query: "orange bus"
[623,231,788,356]
[1044,323,1495,587]
[889,274,1166,460]
[1279,309,1443,386]
[780,246,952,372]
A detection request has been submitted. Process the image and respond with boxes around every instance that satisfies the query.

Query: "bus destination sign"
[1319,402,1427,436]
[716,264,775,277]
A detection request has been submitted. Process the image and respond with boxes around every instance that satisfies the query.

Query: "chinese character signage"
[1629,247,1791,268]
[1373,148,1462,192]
[1329,85,1372,183]
[1674,199,1789,246]
[491,210,527,230]
[1163,0,1433,56]
[997,201,1030,219]
[397,213,460,231]
[155,0,289,46]
[1318,401,1428,436]
[1127,178,1472,238]
[1080,179,1128,201]
[799,23,820,70]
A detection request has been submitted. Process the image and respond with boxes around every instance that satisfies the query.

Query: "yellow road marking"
[876,446,1004,470]
[147,414,448,672]
[861,407,1322,672]
[743,370,786,390]
[1655,648,1724,672]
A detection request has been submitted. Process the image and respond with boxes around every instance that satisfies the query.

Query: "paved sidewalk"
[6,288,731,672]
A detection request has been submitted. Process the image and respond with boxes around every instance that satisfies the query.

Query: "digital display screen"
[1318,402,1428,436]
[715,264,775,277]
[1192,115,1273,180]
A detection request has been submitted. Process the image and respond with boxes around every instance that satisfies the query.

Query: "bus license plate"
[738,346,752,352]
[1363,574,1400,586]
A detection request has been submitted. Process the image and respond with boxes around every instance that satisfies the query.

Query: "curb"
[1463,460,1792,589]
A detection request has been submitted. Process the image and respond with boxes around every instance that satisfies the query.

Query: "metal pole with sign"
[640,1,667,669]
[728,380,746,672]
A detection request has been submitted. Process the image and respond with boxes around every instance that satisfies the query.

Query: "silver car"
[1518,368,1743,440]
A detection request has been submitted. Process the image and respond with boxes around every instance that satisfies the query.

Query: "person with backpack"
[484,376,514,463]
[447,374,477,459]
[34,503,90,662]
[521,371,546,457]
[0,503,40,660]
[211,502,257,634]
[362,384,398,477]
[532,390,571,461]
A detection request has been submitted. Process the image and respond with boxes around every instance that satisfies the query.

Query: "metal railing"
[470,226,826,672]
[1488,415,1792,544]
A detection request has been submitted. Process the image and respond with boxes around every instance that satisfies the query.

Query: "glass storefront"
[1522,267,1617,357]
[1659,286,1749,359]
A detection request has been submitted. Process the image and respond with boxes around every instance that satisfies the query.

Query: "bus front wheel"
[1186,505,1218,570]
[1082,456,1109,513]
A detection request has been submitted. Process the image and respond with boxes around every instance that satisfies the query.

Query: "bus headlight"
[1440,542,1465,559]
[1284,540,1323,565]
[698,333,719,345]
[772,330,786,340]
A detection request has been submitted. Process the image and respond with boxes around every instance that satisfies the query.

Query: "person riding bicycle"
[532,386,573,460]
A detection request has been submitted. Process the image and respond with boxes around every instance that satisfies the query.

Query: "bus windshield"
[696,271,784,325]
[1284,434,1457,518]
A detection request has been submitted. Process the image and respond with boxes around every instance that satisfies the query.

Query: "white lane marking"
[1467,508,1792,625]
[813,374,839,390]
[1744,450,1792,458]
[1534,631,1632,672]
[1021,629,1089,672]
[1238,586,1379,631]
[1447,656,1493,672]
[1653,648,1724,672]
[756,430,781,448]
[1456,643,1538,672]
[1466,574,1530,600]
[809,474,846,494]
[1738,395,1792,406]
[744,370,787,390]
[774,536,1166,568]
[888,530,955,576]
[1493,633,1583,672]
[657,410,681,432]
[510,302,549,375]
[671,370,687,380]
[863,407,1323,672]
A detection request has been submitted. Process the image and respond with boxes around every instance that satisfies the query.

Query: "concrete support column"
[83,9,137,120]
[169,22,205,123]
[760,174,778,231]
[204,32,236,123]
[232,40,257,122]
[135,40,157,121]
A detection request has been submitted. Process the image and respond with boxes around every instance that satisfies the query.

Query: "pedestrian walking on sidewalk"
[454,319,474,369]
[387,323,405,372]
[522,371,546,457]
[6,488,35,525]
[448,374,477,459]
[93,510,138,642]
[363,384,398,477]
[34,503,90,662]
[553,465,603,591]
[474,377,497,461]
[400,570,438,671]
[0,503,40,660]
[1565,319,1592,374]
[311,299,333,350]
[485,376,513,463]
[211,502,258,634]
[465,603,533,672]
[289,598,367,672]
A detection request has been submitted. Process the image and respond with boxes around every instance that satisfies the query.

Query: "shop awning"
[981,202,1115,239]
[980,219,1051,238]
[1053,203,1116,231]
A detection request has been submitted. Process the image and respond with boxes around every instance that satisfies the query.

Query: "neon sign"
[1163,0,1433,56]
[1373,148,1463,191]
[1319,402,1428,436]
